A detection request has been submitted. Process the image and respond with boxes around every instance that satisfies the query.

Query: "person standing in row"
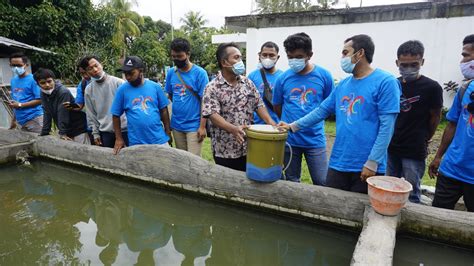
[202,42,276,171]
[279,34,401,193]
[273,33,334,185]
[80,55,128,148]
[247,41,283,125]
[165,38,208,156]
[8,53,43,133]
[111,56,171,154]
[387,40,443,203]
[429,34,474,212]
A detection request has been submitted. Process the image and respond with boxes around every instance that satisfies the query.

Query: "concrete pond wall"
[0,128,473,264]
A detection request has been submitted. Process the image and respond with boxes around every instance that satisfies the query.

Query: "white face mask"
[260,58,276,70]
[41,88,54,95]
[460,59,474,79]
[91,72,105,81]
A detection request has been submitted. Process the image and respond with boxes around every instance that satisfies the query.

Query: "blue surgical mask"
[11,66,26,76]
[340,52,360,74]
[288,58,306,73]
[232,60,245,76]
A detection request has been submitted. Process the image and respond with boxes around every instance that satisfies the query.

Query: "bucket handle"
[283,142,293,173]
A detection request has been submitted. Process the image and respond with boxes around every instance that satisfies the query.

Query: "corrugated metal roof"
[0,36,54,54]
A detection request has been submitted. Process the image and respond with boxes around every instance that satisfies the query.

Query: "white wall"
[245,17,474,107]
[0,58,33,86]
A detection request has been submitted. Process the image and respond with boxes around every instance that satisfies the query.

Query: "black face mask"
[174,59,187,69]
[130,74,143,87]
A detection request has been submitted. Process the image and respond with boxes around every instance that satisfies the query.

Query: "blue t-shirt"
[247,68,283,124]
[10,74,43,125]
[327,69,400,173]
[165,65,208,132]
[439,82,474,184]
[111,80,169,146]
[75,79,90,105]
[273,65,334,148]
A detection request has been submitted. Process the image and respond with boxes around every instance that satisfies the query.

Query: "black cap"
[118,56,145,72]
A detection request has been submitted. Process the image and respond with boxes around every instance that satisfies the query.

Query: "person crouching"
[35,68,89,144]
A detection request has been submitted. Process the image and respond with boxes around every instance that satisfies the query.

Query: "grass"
[201,120,446,187]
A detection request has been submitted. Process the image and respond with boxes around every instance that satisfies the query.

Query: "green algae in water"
[0,160,357,265]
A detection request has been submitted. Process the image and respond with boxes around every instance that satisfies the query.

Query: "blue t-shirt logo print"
[463,105,474,137]
[131,96,152,115]
[339,93,365,124]
[289,85,317,109]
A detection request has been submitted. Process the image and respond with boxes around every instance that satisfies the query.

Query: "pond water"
[0,160,358,265]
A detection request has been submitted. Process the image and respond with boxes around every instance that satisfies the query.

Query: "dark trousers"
[326,168,383,194]
[432,173,474,212]
[214,156,247,172]
[100,131,129,148]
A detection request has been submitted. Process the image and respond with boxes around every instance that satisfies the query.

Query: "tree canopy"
[0,0,232,83]
[254,0,340,13]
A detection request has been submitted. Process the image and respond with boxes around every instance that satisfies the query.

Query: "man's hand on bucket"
[231,125,248,144]
[277,121,290,131]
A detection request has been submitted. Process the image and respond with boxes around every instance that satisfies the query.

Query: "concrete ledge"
[0,141,35,164]
[1,129,473,248]
[400,203,474,248]
[34,134,368,228]
[351,206,399,266]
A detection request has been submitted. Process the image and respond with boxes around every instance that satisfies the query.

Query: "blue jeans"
[386,153,426,203]
[283,146,328,186]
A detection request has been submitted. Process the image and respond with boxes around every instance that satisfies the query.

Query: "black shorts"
[432,173,474,212]
[326,168,385,194]
[214,156,247,172]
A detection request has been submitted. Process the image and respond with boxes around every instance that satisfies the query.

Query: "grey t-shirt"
[85,74,127,138]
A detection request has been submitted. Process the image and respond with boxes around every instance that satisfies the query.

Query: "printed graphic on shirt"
[340,93,365,124]
[132,96,152,115]
[463,105,474,137]
[400,95,421,112]
[13,88,24,95]
[289,86,317,108]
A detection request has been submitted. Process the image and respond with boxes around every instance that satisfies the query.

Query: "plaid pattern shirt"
[202,72,264,158]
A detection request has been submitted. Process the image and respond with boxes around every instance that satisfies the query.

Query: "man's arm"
[197,117,207,143]
[84,91,101,145]
[40,108,52,136]
[428,108,442,141]
[256,106,276,126]
[274,104,282,118]
[160,107,172,145]
[9,113,17,129]
[208,113,247,144]
[279,91,336,131]
[428,121,456,178]
[57,92,73,138]
[362,113,397,180]
[9,99,41,109]
[112,116,125,154]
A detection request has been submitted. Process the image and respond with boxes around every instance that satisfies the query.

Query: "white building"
[213,0,474,107]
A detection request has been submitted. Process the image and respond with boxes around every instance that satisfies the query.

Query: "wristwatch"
[18,103,22,108]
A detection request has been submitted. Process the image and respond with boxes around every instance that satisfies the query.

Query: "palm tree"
[102,0,144,57]
[180,11,208,33]
[255,0,312,14]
